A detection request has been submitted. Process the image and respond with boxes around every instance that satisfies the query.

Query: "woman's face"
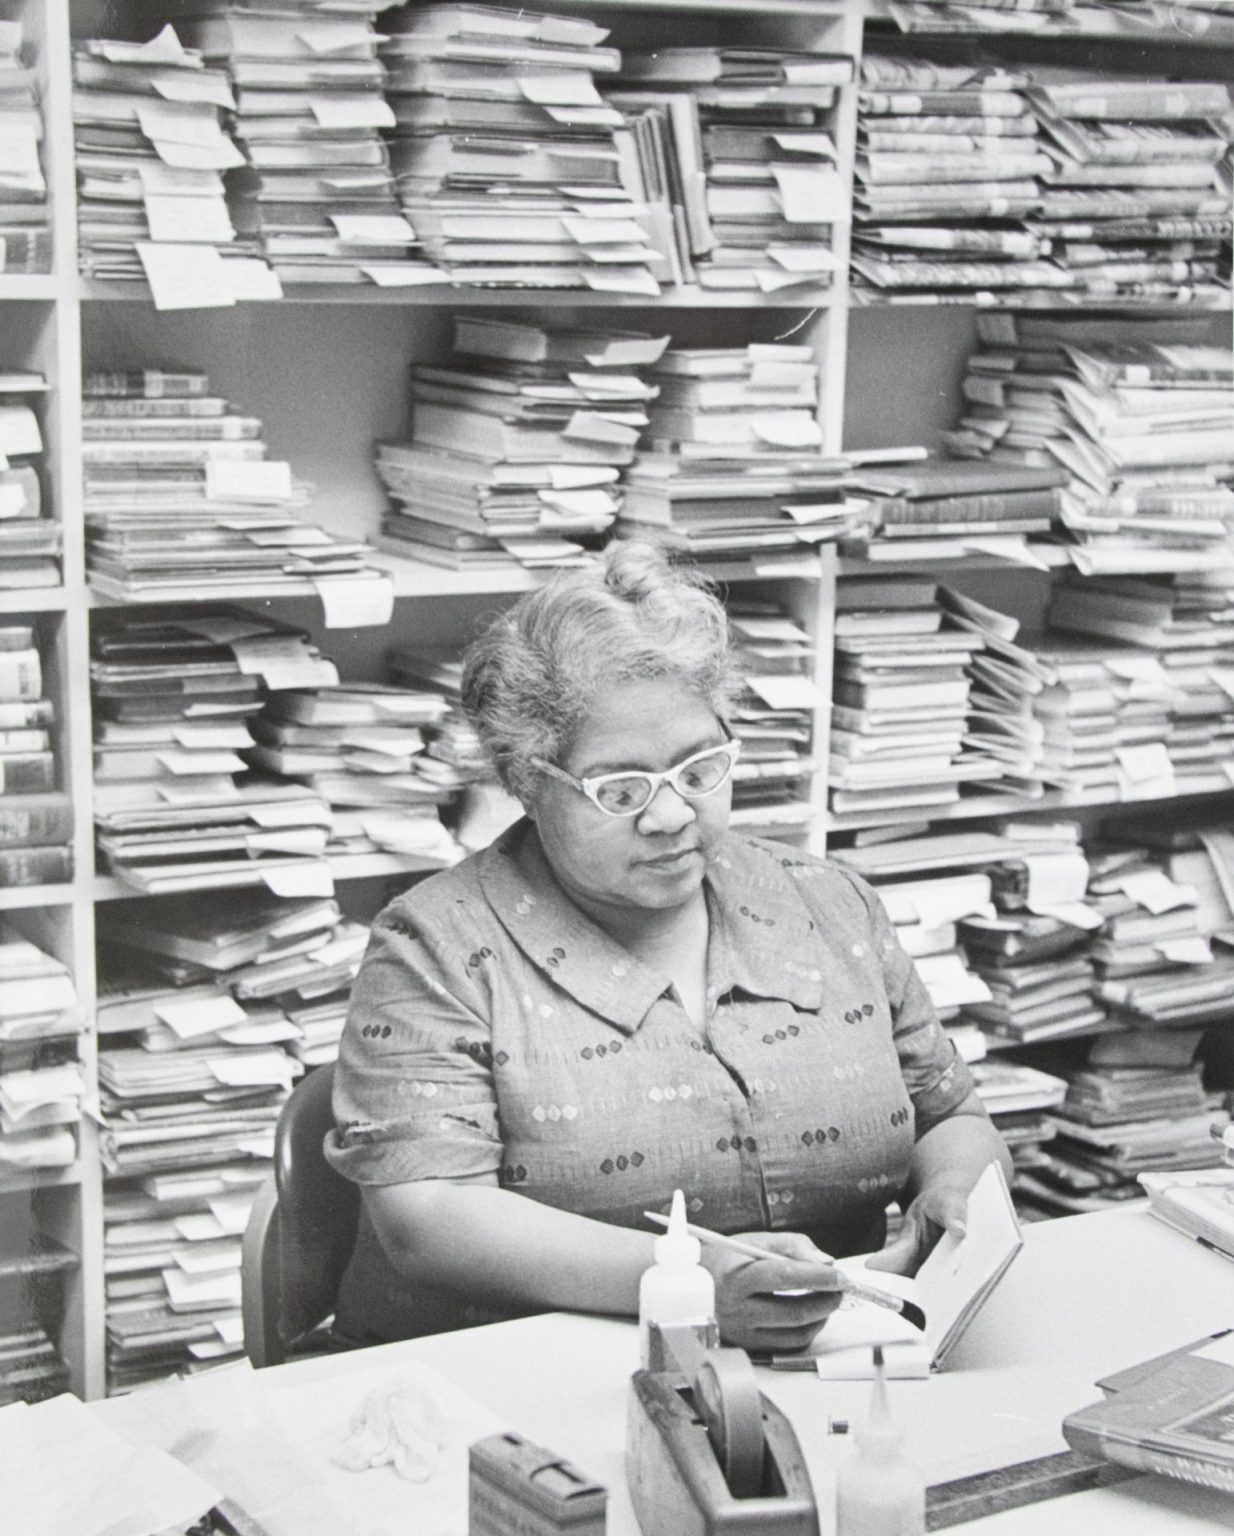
[527,676,732,920]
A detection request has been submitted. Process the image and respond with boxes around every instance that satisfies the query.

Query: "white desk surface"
[256,1207,1234,1535]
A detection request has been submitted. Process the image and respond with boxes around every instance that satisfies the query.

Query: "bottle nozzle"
[654,1189,701,1266]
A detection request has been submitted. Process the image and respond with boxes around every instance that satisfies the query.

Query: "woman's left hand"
[864,1179,969,1277]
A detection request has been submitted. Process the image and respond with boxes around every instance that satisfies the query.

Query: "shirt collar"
[479,822,825,1030]
[704,836,826,1013]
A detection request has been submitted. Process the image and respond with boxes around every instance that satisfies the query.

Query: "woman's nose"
[638,781,696,833]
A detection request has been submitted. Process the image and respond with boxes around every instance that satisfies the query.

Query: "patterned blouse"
[325,820,979,1343]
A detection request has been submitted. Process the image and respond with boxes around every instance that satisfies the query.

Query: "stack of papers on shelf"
[378,315,665,568]
[847,457,1065,544]
[0,933,83,1176]
[830,581,1002,816]
[851,53,1057,301]
[179,3,434,288]
[90,606,343,894]
[381,3,660,293]
[1045,571,1234,795]
[0,623,55,800]
[608,41,853,292]
[968,1058,1068,1194]
[616,343,860,560]
[250,680,463,861]
[0,372,59,591]
[82,365,390,607]
[726,600,819,840]
[1026,71,1233,305]
[70,24,262,288]
[946,313,1234,575]
[0,19,50,273]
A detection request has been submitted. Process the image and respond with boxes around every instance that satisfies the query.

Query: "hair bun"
[602,539,707,605]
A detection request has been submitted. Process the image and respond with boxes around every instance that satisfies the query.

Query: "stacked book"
[829,829,1015,1033]
[874,0,1078,32]
[958,821,1107,1046]
[0,624,55,802]
[72,25,253,287]
[727,600,820,840]
[247,680,462,862]
[90,607,340,895]
[851,53,1057,301]
[0,370,58,590]
[380,3,660,294]
[0,18,50,273]
[82,365,382,601]
[177,4,431,287]
[1046,572,1234,796]
[845,456,1065,558]
[0,932,83,1176]
[0,621,69,890]
[946,313,1234,576]
[0,1238,76,1405]
[608,42,854,292]
[377,316,665,569]
[615,343,857,562]
[1023,1029,1225,1215]
[1026,71,1233,303]
[966,1059,1069,1208]
[829,582,999,818]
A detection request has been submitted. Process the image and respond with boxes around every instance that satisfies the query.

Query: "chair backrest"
[241,1061,360,1367]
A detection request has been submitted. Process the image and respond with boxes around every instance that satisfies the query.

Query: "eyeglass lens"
[593,746,734,815]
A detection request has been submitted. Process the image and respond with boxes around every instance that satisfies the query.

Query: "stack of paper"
[1026,72,1232,304]
[0,624,55,807]
[846,458,1064,548]
[178,3,436,287]
[82,364,387,603]
[956,822,1107,1045]
[967,1059,1068,1200]
[0,1246,77,1406]
[0,20,50,273]
[90,607,340,894]
[249,680,462,861]
[876,0,1078,32]
[0,372,58,591]
[71,24,259,288]
[614,343,858,561]
[946,313,1234,575]
[378,316,665,569]
[609,43,853,292]
[0,933,83,1175]
[830,584,998,817]
[851,53,1058,301]
[726,600,820,839]
[1046,573,1234,795]
[381,3,660,294]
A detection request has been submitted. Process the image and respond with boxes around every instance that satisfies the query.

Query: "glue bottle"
[638,1189,716,1367]
[835,1345,925,1536]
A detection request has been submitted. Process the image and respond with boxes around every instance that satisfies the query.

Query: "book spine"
[879,488,1060,525]
[0,843,72,886]
[83,371,208,399]
[0,649,41,702]
[0,752,55,793]
[0,795,73,848]
[1063,1425,1234,1495]
[0,226,52,274]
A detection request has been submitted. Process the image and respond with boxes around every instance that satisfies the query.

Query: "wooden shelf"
[0,882,76,912]
[0,276,57,302]
[825,782,1234,835]
[850,291,1232,314]
[0,1163,83,1196]
[88,849,449,903]
[77,279,842,310]
[0,587,68,613]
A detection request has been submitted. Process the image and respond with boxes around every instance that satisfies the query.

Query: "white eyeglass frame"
[531,738,742,819]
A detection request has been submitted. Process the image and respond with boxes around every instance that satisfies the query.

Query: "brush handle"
[643,1210,907,1315]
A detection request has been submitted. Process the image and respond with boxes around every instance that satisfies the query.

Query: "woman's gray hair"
[461,541,740,803]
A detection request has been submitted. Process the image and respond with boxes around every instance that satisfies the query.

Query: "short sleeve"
[324,900,503,1186]
[836,865,977,1138]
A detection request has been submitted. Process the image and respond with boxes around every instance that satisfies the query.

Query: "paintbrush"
[643,1210,927,1333]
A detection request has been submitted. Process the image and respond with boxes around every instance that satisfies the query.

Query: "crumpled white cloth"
[332,1373,447,1483]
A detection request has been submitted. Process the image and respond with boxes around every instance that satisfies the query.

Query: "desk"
[117,1208,1234,1535]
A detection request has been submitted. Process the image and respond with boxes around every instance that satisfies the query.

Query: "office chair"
[241,1061,360,1368]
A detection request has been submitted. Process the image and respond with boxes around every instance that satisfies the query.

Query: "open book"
[806,1161,1022,1379]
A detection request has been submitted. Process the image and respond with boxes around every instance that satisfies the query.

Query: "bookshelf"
[1,0,1231,1398]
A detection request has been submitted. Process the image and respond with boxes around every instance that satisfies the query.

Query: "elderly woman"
[326,542,1011,1353]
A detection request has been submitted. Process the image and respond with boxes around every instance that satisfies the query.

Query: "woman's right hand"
[703,1231,843,1355]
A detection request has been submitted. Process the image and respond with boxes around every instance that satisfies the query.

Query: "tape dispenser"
[626,1320,819,1536]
